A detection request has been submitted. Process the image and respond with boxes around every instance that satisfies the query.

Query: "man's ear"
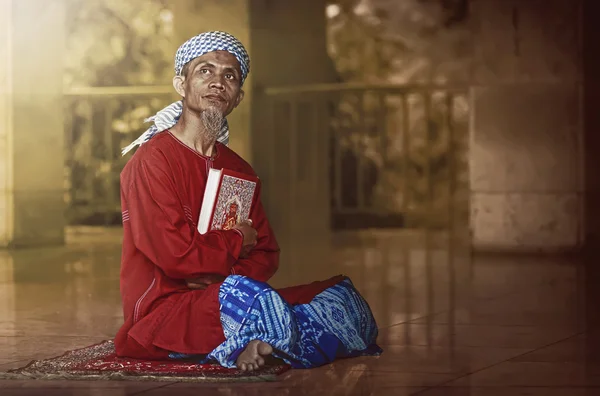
[173,75,186,97]
[234,89,245,108]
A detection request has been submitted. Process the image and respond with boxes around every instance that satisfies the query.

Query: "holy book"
[197,168,258,235]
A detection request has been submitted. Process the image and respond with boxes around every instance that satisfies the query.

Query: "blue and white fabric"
[173,31,250,82]
[121,31,250,156]
[169,275,382,369]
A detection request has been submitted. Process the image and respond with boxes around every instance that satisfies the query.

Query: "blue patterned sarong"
[170,275,382,369]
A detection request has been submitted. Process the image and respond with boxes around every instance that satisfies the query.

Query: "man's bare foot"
[236,340,273,372]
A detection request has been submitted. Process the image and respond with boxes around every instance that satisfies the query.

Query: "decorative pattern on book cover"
[210,172,257,231]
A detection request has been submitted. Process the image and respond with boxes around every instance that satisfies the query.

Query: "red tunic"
[115,131,343,359]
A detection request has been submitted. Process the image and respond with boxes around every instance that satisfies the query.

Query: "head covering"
[121,31,250,156]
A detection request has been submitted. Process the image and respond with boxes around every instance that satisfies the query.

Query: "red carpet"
[0,340,290,382]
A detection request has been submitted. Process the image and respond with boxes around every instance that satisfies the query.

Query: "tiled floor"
[0,228,595,395]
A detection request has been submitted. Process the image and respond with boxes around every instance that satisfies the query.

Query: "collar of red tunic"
[166,130,221,161]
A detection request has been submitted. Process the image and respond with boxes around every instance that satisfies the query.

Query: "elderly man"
[116,31,381,371]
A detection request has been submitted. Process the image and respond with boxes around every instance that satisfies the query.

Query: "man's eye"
[225,74,236,80]
[200,69,210,74]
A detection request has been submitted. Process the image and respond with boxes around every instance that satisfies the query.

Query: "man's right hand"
[233,219,257,248]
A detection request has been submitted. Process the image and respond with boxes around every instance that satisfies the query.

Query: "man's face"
[173,50,244,117]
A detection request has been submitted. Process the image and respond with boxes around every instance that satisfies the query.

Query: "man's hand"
[186,274,226,290]
[233,219,257,255]
[239,244,255,259]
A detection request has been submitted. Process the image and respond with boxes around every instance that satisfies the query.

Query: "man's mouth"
[204,94,226,102]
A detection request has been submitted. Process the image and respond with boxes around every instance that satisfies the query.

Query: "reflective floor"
[0,227,595,395]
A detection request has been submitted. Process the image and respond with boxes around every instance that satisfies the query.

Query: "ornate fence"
[64,86,176,225]
[264,83,470,230]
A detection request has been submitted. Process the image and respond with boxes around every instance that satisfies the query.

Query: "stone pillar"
[172,0,335,286]
[0,0,66,247]
[249,1,336,286]
[469,0,583,252]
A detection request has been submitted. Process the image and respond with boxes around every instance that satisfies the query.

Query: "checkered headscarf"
[121,31,250,156]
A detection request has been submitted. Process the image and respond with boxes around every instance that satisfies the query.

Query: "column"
[0,0,67,247]
[469,0,583,252]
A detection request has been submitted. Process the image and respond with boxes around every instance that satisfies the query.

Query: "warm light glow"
[326,4,341,18]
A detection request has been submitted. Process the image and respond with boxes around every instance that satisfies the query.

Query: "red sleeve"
[230,184,280,282]
[124,155,244,280]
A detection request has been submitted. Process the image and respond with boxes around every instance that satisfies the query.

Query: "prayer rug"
[0,340,290,383]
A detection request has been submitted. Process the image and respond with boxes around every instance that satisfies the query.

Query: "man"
[116,31,381,371]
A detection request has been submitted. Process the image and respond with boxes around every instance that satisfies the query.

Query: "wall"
[582,0,600,252]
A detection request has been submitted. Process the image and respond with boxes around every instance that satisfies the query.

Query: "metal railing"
[64,86,176,225]
[264,83,470,230]
[63,83,470,230]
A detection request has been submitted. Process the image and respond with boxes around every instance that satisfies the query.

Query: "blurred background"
[1,0,486,282]
[58,0,472,235]
[2,0,600,393]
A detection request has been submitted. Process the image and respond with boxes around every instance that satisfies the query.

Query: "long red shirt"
[115,131,343,359]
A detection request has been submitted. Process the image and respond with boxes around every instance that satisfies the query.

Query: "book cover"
[198,168,259,234]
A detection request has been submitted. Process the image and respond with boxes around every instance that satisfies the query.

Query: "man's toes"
[257,341,273,356]
[256,356,265,366]
[239,363,247,372]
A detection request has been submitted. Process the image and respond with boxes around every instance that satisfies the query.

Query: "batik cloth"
[169,276,382,369]
[121,31,250,156]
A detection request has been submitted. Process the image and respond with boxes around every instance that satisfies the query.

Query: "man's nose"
[209,76,226,90]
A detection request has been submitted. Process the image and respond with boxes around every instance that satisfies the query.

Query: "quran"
[198,168,258,234]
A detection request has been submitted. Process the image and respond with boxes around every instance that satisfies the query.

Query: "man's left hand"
[239,242,257,259]
[186,274,226,290]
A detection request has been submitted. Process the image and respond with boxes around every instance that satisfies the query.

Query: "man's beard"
[200,107,224,141]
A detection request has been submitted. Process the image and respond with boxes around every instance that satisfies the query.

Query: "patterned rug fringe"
[0,340,289,383]
[0,371,279,383]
